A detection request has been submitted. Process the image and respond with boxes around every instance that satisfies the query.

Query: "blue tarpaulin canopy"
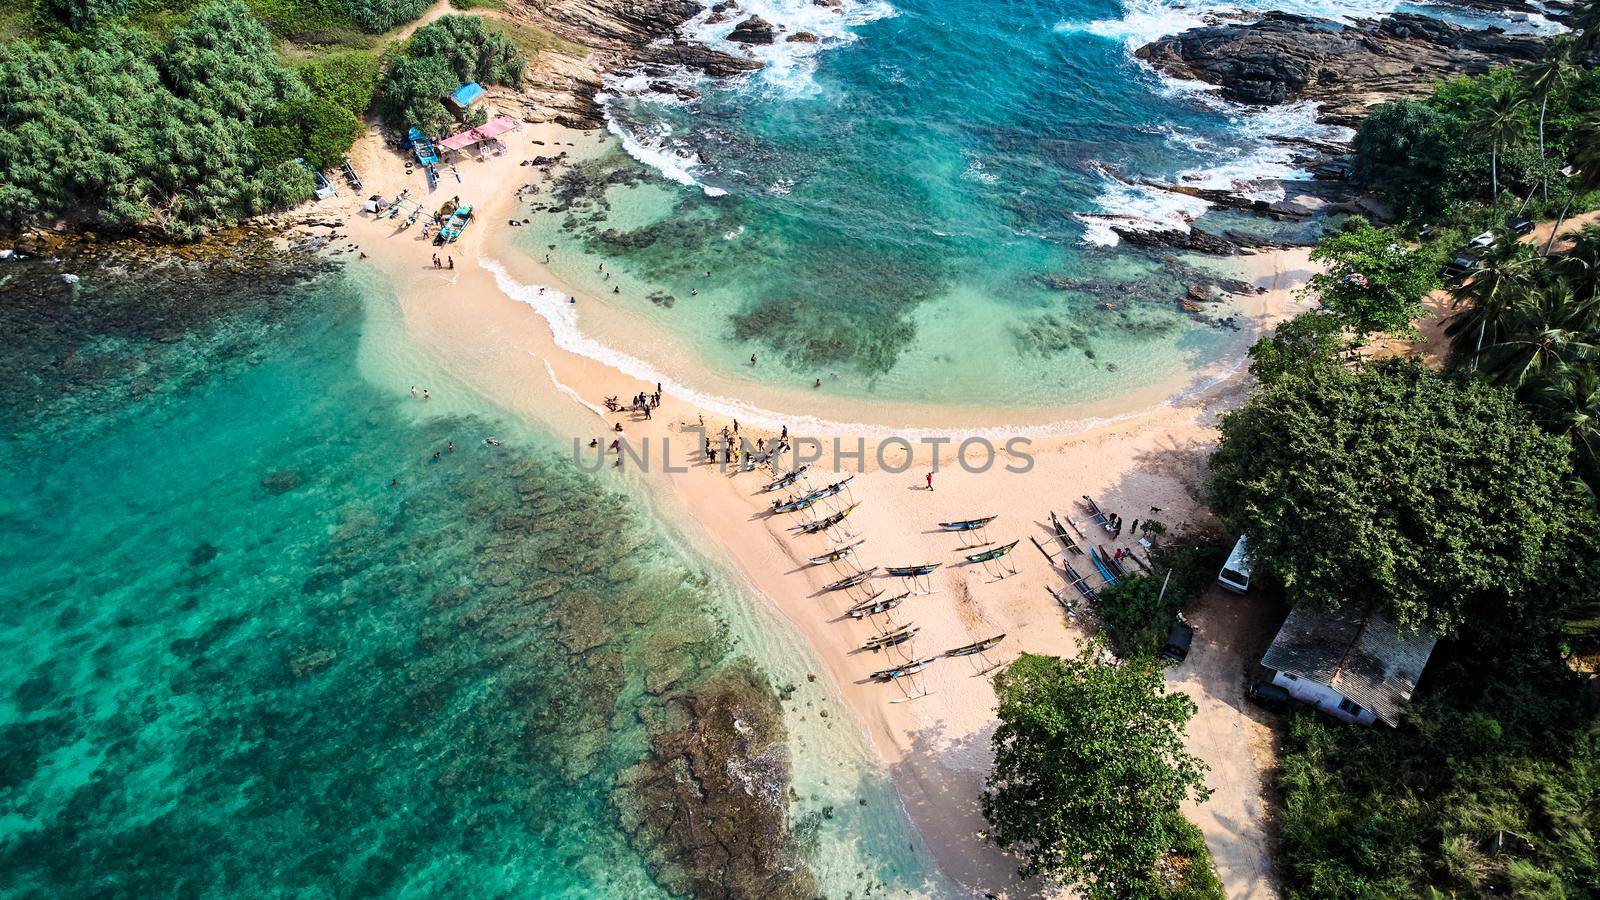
[450,82,485,109]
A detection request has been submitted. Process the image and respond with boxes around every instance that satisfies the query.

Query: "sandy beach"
[325,118,1317,897]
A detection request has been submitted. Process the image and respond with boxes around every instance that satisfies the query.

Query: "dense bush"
[1096,534,1222,658]
[340,0,429,32]
[380,14,525,133]
[0,1,317,237]
[40,0,128,31]
[1210,359,1596,639]
[1353,60,1600,226]
[1275,646,1599,898]
[297,49,380,115]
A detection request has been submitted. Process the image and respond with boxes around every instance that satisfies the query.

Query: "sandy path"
[319,118,1313,898]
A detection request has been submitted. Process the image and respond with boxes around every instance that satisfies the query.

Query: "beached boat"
[821,567,877,592]
[408,127,439,166]
[870,656,938,682]
[862,625,918,652]
[1049,511,1082,554]
[1063,561,1099,601]
[964,540,1018,564]
[885,563,940,578]
[1082,495,1115,533]
[938,515,995,531]
[438,204,472,242]
[772,493,821,514]
[790,502,859,534]
[944,634,1004,658]
[1090,546,1120,587]
[761,465,810,493]
[809,539,863,565]
[848,591,908,619]
[1099,545,1128,579]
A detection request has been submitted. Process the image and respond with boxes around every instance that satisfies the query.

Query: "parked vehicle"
[1159,619,1194,664]
[1218,534,1252,593]
[1506,216,1535,236]
[1246,679,1293,712]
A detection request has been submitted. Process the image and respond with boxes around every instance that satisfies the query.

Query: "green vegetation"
[379,14,524,133]
[1304,220,1440,338]
[1240,38,1600,893]
[1097,533,1222,658]
[0,0,550,237]
[1211,359,1594,639]
[1353,59,1598,227]
[0,2,314,237]
[982,648,1219,899]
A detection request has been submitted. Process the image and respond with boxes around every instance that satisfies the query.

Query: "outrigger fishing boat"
[809,539,863,566]
[938,515,995,532]
[870,656,938,682]
[1049,511,1082,554]
[862,624,918,652]
[821,567,877,593]
[1099,545,1128,579]
[884,563,940,578]
[791,502,859,534]
[965,540,1019,564]
[1063,561,1099,601]
[1090,546,1120,587]
[408,127,439,166]
[848,591,908,619]
[772,493,822,514]
[1082,495,1115,533]
[761,465,811,493]
[945,634,1005,658]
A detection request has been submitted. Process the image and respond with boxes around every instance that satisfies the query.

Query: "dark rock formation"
[787,31,818,43]
[613,661,818,900]
[729,15,777,44]
[1136,12,1546,125]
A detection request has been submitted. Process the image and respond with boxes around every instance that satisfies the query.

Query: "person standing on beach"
[750,354,757,366]
[1131,518,1140,535]
[410,386,417,398]
[926,472,934,491]
[447,257,454,270]
[733,419,739,434]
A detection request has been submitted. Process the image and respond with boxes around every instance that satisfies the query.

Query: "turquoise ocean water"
[518,0,1549,409]
[0,264,943,896]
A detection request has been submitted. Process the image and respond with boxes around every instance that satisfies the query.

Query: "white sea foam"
[485,257,1239,439]
[683,0,898,98]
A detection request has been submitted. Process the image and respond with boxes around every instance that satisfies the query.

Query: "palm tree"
[1574,0,1600,56]
[1479,282,1600,389]
[1524,363,1600,490]
[1522,37,1575,161]
[1445,235,1541,360]
[1472,83,1528,206]
[1554,223,1600,300]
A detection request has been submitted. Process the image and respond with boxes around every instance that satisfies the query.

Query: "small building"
[449,82,485,110]
[1260,602,1436,727]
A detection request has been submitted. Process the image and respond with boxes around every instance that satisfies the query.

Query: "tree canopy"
[1210,359,1594,638]
[982,649,1214,898]
[0,2,319,238]
[380,15,525,134]
[1303,220,1439,338]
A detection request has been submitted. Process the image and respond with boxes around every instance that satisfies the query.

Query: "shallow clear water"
[516,0,1544,410]
[0,265,943,896]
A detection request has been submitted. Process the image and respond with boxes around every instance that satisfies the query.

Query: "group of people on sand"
[430,254,453,270]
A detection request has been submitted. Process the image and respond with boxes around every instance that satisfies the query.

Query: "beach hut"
[1260,602,1436,727]
[449,82,485,110]
[437,116,522,159]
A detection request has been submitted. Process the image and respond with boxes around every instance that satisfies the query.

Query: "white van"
[1218,535,1252,593]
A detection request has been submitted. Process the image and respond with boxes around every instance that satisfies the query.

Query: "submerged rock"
[613,661,818,899]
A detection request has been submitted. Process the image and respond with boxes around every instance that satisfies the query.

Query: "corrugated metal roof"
[1262,602,1436,726]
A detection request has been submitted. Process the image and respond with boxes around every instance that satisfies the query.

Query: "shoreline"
[328,120,1313,897]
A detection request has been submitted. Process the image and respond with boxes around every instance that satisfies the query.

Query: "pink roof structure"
[437,116,521,152]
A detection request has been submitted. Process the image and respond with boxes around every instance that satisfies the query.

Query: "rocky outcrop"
[612,662,818,900]
[1136,12,1546,125]
[786,31,818,43]
[511,0,763,128]
[729,15,777,44]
